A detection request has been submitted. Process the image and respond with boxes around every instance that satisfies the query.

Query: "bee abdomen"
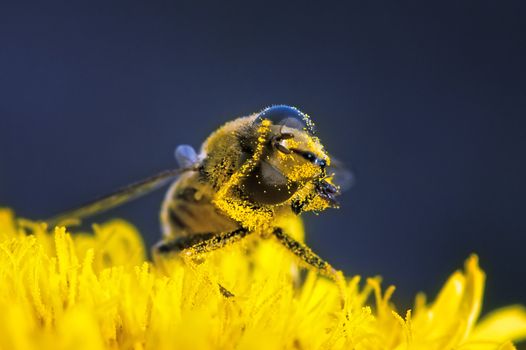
[175,187,200,202]
[168,207,189,230]
[165,202,238,237]
[162,174,240,239]
[164,186,203,231]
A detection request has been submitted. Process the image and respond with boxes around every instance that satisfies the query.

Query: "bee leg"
[153,228,251,298]
[153,233,215,255]
[179,253,237,298]
[184,228,251,298]
[272,227,347,309]
[182,228,250,255]
[291,193,316,214]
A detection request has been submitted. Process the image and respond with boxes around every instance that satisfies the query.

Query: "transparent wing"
[174,144,198,168]
[327,157,355,192]
[46,167,194,227]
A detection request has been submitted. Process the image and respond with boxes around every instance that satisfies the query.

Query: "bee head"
[240,105,339,210]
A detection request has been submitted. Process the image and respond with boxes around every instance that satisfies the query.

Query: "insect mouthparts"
[315,179,340,207]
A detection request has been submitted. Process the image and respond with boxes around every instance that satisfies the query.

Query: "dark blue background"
[1,1,525,311]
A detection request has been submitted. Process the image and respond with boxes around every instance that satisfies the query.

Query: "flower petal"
[411,255,485,348]
[471,306,526,344]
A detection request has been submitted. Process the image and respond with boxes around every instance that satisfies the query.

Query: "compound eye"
[240,162,299,205]
[257,105,315,134]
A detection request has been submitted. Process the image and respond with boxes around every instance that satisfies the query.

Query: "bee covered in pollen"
[47,105,350,298]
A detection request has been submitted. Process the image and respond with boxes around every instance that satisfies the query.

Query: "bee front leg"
[291,193,316,215]
[153,233,215,255]
[153,228,251,298]
[182,228,251,255]
[272,227,347,308]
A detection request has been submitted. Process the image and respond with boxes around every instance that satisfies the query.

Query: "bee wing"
[174,144,198,168]
[327,157,355,192]
[46,167,194,227]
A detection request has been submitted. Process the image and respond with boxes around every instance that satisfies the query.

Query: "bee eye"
[256,105,315,134]
[290,148,327,169]
[291,149,316,163]
[302,151,316,162]
[240,162,299,205]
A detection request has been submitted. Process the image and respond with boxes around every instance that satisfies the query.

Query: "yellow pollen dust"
[213,119,274,230]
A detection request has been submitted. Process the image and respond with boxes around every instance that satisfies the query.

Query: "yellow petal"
[459,255,486,337]
[451,340,517,350]
[498,341,518,350]
[0,208,17,239]
[471,306,526,344]
[410,255,485,348]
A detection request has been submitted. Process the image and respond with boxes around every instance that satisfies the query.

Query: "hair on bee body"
[47,105,350,306]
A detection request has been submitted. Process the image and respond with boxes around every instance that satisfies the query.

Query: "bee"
[48,105,350,298]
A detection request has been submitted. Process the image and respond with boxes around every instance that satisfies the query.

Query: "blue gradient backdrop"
[1,1,525,310]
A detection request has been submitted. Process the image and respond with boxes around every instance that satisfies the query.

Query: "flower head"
[0,208,524,349]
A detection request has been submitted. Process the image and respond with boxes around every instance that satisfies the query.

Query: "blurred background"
[1,1,525,313]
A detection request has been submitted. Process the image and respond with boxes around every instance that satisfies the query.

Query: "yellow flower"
[0,207,525,350]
